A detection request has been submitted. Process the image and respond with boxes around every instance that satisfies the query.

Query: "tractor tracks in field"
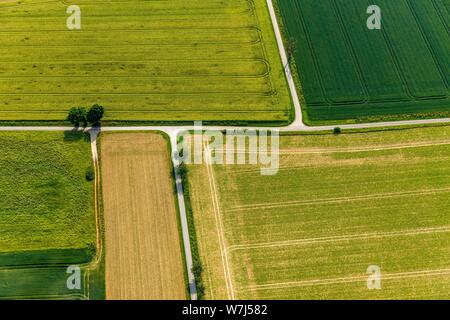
[204,143,236,300]
[227,226,450,252]
[241,268,450,292]
[226,187,450,212]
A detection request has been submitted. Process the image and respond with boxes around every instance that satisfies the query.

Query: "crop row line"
[0,110,283,114]
[240,268,450,292]
[0,26,262,33]
[0,70,272,79]
[228,226,450,252]
[0,91,277,96]
[204,143,236,300]
[331,0,369,104]
[0,40,263,47]
[4,1,254,17]
[406,0,449,88]
[0,58,269,63]
[227,187,450,212]
[431,0,450,38]
[295,0,447,108]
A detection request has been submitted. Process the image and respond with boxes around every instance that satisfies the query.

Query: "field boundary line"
[242,268,450,291]
[204,142,235,300]
[227,187,450,212]
[228,226,450,252]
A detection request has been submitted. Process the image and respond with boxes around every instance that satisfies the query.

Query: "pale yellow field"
[187,127,450,300]
[101,133,186,300]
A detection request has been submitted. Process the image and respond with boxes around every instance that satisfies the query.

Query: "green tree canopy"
[87,104,105,126]
[67,107,87,127]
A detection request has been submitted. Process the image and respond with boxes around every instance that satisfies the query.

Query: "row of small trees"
[67,104,105,127]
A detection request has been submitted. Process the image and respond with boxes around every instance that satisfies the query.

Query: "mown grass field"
[187,126,450,299]
[0,0,292,124]
[277,0,450,124]
[101,133,186,300]
[0,131,99,299]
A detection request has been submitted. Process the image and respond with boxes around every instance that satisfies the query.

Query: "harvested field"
[101,133,186,300]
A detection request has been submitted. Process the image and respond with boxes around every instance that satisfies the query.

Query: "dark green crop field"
[0,0,292,124]
[277,0,450,124]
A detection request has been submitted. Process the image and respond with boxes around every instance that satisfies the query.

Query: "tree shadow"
[63,128,84,142]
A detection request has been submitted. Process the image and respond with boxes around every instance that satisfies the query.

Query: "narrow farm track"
[169,134,198,300]
[0,0,450,300]
[84,128,102,300]
[89,129,102,263]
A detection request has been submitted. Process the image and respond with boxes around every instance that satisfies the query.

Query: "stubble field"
[101,133,186,300]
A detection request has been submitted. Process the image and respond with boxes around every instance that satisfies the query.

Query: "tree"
[286,38,297,63]
[333,127,342,135]
[192,260,203,279]
[191,260,205,299]
[87,104,105,126]
[67,107,87,127]
[177,162,187,178]
[85,167,95,181]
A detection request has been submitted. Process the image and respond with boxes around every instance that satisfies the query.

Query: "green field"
[186,126,450,299]
[277,0,450,124]
[0,0,292,124]
[0,131,100,299]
